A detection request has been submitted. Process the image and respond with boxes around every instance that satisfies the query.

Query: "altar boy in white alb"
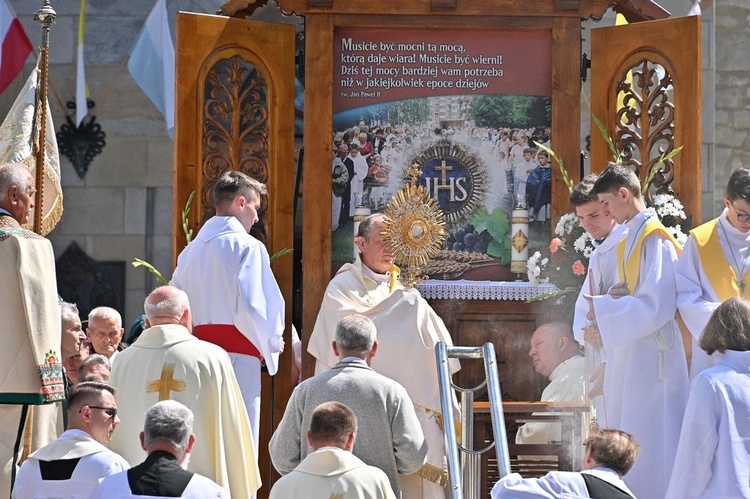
[570,175,628,427]
[171,170,285,448]
[676,167,750,379]
[586,165,689,499]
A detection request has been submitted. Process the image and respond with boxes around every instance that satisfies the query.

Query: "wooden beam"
[551,16,582,224]
[301,14,334,380]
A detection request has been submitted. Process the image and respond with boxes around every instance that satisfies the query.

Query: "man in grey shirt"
[269,314,427,497]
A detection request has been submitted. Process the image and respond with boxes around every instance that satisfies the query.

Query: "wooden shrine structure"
[172,0,701,496]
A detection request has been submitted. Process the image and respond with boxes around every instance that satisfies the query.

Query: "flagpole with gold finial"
[32,1,55,235]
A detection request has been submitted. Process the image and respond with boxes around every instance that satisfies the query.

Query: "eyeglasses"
[729,202,750,223]
[80,405,117,418]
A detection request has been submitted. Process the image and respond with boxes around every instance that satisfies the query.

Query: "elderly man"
[271,314,426,496]
[270,402,396,499]
[171,170,285,451]
[92,400,225,498]
[108,286,259,498]
[12,382,129,498]
[61,302,89,387]
[493,430,639,498]
[87,307,125,363]
[78,354,111,383]
[0,163,63,496]
[516,322,586,445]
[308,213,459,497]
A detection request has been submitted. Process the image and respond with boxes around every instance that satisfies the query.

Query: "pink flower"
[572,260,586,276]
[549,238,563,253]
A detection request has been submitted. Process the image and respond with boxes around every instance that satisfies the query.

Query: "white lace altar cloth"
[416,280,558,301]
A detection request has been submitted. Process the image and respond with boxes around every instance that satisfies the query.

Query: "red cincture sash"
[193,324,262,359]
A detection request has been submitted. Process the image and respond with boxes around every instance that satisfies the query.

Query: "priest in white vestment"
[108,286,260,498]
[171,170,285,450]
[516,323,586,445]
[270,402,396,499]
[308,214,460,498]
[666,297,750,499]
[0,164,63,497]
[12,382,129,498]
[571,175,628,428]
[494,429,639,499]
[588,166,689,499]
[676,168,750,379]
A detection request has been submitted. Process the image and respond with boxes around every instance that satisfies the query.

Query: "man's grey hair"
[143,400,194,453]
[144,287,189,320]
[356,213,384,240]
[78,354,111,382]
[88,306,122,329]
[0,163,29,198]
[61,301,80,326]
[335,314,377,354]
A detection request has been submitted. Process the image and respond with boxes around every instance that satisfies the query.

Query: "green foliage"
[642,146,683,194]
[468,95,551,128]
[591,113,622,163]
[182,190,195,244]
[471,208,511,263]
[132,258,169,285]
[270,248,293,264]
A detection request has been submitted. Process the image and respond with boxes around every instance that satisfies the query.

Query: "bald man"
[516,322,586,445]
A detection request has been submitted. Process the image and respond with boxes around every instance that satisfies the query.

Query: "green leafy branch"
[534,141,574,194]
[270,247,293,264]
[592,113,622,164]
[132,258,169,285]
[182,190,195,244]
[642,146,684,195]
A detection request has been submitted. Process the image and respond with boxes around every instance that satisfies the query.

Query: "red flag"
[0,0,32,95]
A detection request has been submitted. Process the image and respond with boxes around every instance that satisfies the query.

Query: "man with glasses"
[677,167,750,379]
[12,382,128,498]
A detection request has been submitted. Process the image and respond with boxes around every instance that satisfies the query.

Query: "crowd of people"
[331,121,552,232]
[3,153,750,499]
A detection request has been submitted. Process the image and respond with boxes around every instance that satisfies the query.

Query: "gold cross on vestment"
[147,362,187,401]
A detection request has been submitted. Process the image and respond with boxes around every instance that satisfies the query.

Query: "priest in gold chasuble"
[108,286,259,498]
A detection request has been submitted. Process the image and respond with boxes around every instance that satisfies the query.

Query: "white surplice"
[676,209,750,379]
[516,355,586,445]
[12,429,129,499]
[665,349,750,499]
[573,223,628,429]
[590,209,689,499]
[308,257,459,498]
[108,324,260,498]
[171,215,285,446]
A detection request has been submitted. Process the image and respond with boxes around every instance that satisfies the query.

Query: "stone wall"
[713,0,750,214]
[1,0,182,326]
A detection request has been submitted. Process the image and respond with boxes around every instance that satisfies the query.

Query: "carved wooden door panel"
[173,12,295,498]
[590,15,702,223]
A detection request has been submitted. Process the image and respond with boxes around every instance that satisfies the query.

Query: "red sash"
[193,324,262,359]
